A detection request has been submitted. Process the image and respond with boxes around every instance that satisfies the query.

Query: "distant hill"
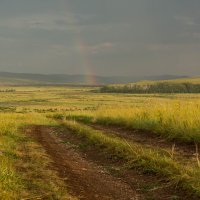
[100,77,200,93]
[0,71,188,86]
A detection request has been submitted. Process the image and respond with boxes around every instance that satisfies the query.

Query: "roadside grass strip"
[0,113,76,199]
[63,120,200,198]
[64,101,200,143]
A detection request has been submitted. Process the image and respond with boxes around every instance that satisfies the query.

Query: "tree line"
[100,82,200,93]
[0,89,16,92]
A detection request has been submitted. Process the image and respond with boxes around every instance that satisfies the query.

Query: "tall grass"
[0,113,75,199]
[63,120,200,197]
[66,101,200,143]
[0,86,199,198]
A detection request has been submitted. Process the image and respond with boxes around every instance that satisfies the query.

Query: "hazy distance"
[0,0,200,76]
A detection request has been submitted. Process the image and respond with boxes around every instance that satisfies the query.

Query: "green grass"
[0,85,199,198]
[65,100,200,143]
[62,120,200,198]
[0,113,76,199]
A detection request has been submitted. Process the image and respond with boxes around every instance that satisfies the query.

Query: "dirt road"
[28,126,140,200]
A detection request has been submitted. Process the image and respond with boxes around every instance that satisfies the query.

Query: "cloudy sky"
[0,0,200,76]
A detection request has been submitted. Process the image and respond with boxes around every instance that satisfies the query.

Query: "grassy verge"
[63,101,200,143]
[62,120,200,198]
[0,113,76,199]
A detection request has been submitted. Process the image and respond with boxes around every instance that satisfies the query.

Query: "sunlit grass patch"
[63,120,200,197]
[66,100,200,143]
[0,113,75,199]
[0,85,199,198]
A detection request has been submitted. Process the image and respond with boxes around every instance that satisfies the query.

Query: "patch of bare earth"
[54,125,195,200]
[28,126,140,200]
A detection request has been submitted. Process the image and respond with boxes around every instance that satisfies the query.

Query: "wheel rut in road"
[28,125,139,200]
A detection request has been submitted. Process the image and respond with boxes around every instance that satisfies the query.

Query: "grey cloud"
[0,0,200,76]
[0,14,79,31]
[175,16,197,26]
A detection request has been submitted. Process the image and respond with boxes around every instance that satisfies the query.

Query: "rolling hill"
[0,71,187,86]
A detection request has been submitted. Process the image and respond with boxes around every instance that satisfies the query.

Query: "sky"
[0,0,200,76]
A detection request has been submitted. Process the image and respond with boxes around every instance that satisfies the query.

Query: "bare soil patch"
[27,125,197,200]
[28,126,139,200]
[48,125,194,200]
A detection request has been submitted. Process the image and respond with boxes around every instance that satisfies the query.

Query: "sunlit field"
[68,101,200,142]
[0,113,77,199]
[0,85,200,198]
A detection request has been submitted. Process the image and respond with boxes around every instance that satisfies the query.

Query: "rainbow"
[76,32,97,85]
[60,1,98,85]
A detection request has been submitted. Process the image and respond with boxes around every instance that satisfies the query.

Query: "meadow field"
[0,85,200,199]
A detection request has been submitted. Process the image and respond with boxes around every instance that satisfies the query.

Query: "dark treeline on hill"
[100,78,200,93]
